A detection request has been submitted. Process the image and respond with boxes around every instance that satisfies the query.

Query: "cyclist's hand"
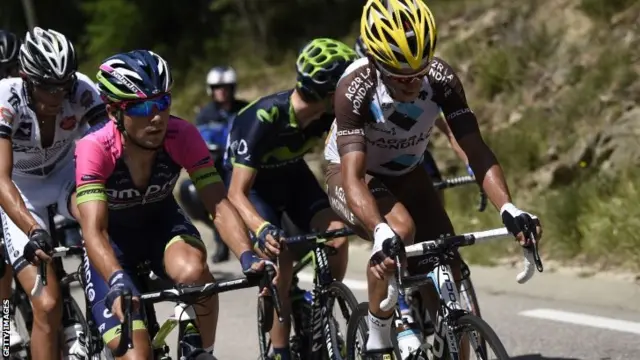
[500,203,542,246]
[23,228,54,265]
[240,251,278,296]
[369,223,401,281]
[256,223,285,258]
[105,270,140,323]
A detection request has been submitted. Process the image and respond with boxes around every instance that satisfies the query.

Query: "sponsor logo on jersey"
[345,67,374,116]
[0,107,14,125]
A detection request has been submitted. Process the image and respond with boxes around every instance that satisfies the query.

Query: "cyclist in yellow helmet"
[324,1,543,358]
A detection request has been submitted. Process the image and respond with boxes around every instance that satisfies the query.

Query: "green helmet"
[296,38,357,100]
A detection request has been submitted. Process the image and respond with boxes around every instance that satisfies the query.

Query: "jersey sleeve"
[427,57,480,140]
[75,138,113,205]
[167,118,221,190]
[227,102,274,169]
[0,82,19,140]
[333,64,375,156]
[73,73,107,126]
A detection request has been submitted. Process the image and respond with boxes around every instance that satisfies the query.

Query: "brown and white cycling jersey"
[324,56,478,176]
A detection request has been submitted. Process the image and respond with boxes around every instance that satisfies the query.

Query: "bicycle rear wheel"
[450,313,509,360]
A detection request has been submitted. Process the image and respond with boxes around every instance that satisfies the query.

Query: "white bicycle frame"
[381,227,538,360]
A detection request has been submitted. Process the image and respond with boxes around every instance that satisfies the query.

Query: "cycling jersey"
[324,57,477,176]
[225,89,334,170]
[75,117,221,226]
[0,73,105,273]
[195,99,248,126]
[221,89,332,236]
[0,73,105,177]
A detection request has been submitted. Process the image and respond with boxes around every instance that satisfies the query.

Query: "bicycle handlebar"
[31,245,84,297]
[282,227,355,245]
[432,175,487,212]
[111,289,133,357]
[379,227,544,312]
[112,263,282,356]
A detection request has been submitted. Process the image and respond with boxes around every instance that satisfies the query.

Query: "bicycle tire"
[256,294,277,359]
[325,281,360,359]
[449,313,509,360]
[458,277,488,357]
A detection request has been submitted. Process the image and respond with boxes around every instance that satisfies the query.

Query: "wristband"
[255,221,271,235]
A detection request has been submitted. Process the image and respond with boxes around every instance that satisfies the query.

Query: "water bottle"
[395,295,426,360]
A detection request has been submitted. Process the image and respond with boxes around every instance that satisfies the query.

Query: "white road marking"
[297,272,368,290]
[520,308,640,335]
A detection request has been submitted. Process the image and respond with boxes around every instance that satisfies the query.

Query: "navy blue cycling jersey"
[224,89,334,170]
[195,99,249,126]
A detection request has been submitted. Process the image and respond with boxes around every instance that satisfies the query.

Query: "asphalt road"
[58,226,640,360]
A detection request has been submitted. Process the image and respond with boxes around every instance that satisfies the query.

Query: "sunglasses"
[375,61,430,84]
[32,75,77,94]
[121,93,171,116]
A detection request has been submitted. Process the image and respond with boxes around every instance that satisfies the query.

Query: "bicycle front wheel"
[458,277,487,357]
[325,281,361,359]
[450,313,509,360]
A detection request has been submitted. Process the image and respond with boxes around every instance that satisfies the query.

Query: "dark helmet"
[96,50,172,103]
[0,30,20,78]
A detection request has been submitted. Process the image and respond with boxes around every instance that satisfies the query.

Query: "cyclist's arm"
[172,120,254,258]
[226,107,273,234]
[75,138,123,282]
[334,73,384,235]
[0,104,40,235]
[431,57,511,209]
[435,115,468,165]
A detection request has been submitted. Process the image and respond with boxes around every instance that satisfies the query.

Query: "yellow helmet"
[360,0,437,71]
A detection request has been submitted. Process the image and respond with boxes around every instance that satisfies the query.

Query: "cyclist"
[187,66,250,263]
[325,1,542,358]
[76,50,274,359]
[0,28,22,351]
[355,34,471,204]
[224,38,356,360]
[0,27,107,360]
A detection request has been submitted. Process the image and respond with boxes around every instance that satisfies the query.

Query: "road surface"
[59,225,640,360]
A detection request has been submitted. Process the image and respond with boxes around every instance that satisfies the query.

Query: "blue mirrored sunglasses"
[123,94,171,116]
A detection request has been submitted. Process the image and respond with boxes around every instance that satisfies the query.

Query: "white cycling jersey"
[324,56,475,176]
[0,73,106,272]
[0,72,104,178]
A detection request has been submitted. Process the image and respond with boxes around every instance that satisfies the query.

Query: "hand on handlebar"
[500,203,543,246]
[369,223,405,281]
[23,228,54,265]
[240,251,279,296]
[256,223,285,258]
[105,271,141,323]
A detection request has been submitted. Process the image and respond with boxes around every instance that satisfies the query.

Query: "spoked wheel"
[450,313,509,360]
[325,281,361,360]
[458,277,488,358]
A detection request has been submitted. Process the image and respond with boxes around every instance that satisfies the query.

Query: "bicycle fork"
[428,265,463,360]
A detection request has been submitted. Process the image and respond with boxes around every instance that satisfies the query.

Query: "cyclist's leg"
[82,239,150,359]
[248,180,292,358]
[394,165,469,359]
[0,244,20,347]
[284,162,348,281]
[422,149,444,204]
[326,164,415,352]
[158,205,217,353]
[2,204,62,360]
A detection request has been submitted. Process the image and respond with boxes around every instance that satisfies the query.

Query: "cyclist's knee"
[387,209,416,245]
[165,239,210,284]
[31,290,62,331]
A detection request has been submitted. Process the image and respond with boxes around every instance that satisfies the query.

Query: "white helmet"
[20,27,77,83]
[206,66,236,95]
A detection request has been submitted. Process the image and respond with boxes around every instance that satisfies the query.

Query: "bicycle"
[80,258,281,359]
[4,205,101,360]
[256,227,361,360]
[346,227,544,360]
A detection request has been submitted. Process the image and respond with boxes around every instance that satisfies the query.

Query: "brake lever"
[264,264,284,323]
[530,233,544,273]
[477,190,488,212]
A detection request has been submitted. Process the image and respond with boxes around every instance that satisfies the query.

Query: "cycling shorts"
[325,162,460,275]
[422,149,443,183]
[82,202,205,344]
[220,160,330,239]
[1,160,75,273]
